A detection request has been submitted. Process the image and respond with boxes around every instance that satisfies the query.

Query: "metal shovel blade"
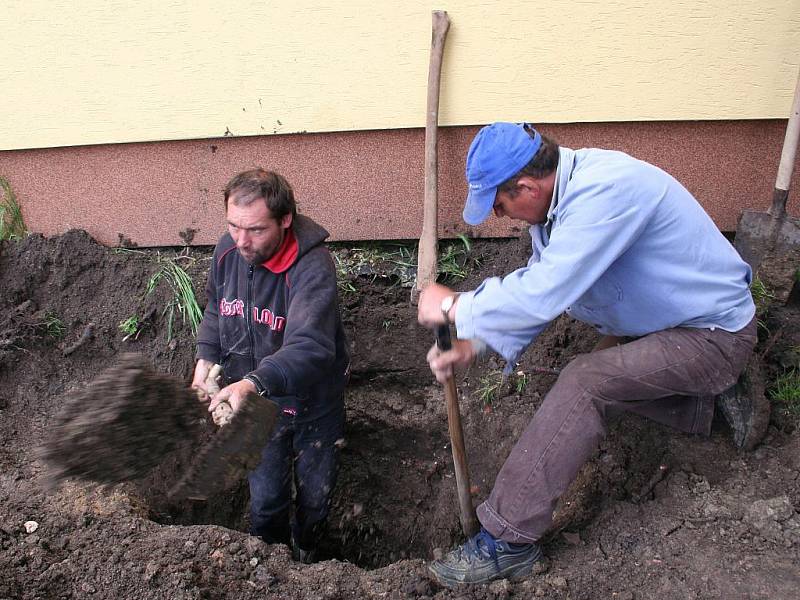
[735,66,800,302]
[169,393,279,500]
[735,209,800,271]
[735,210,800,303]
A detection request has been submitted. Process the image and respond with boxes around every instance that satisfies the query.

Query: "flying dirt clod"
[39,353,278,498]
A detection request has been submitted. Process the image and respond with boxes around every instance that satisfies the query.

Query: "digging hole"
[141,382,461,569]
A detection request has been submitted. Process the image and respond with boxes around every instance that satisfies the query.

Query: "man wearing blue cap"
[418,122,763,586]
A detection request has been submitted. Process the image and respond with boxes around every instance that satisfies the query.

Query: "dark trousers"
[248,405,344,551]
[477,318,758,544]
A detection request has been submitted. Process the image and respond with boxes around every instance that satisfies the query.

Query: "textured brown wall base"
[1,121,797,247]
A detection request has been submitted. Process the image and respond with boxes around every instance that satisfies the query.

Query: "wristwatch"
[243,374,269,397]
[440,294,457,324]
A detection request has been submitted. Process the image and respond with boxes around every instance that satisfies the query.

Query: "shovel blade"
[169,393,280,500]
[735,210,800,302]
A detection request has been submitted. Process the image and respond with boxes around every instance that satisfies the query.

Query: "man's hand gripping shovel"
[171,363,280,499]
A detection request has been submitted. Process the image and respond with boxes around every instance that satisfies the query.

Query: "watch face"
[441,295,454,317]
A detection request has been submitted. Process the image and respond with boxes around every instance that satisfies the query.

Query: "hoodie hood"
[292,214,330,258]
[261,214,329,274]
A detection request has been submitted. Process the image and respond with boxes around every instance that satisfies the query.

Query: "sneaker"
[428,528,543,587]
[290,535,317,564]
[292,545,316,564]
[716,355,771,451]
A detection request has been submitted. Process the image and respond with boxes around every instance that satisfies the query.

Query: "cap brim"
[462,185,496,226]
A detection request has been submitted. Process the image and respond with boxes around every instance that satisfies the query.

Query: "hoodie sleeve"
[249,246,339,396]
[196,246,222,364]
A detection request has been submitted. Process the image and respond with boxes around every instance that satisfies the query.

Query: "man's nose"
[236,231,251,247]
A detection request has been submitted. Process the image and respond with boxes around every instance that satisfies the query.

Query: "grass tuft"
[768,369,800,421]
[147,255,202,341]
[119,315,143,341]
[750,276,775,334]
[42,312,66,339]
[475,372,504,408]
[0,177,27,242]
[474,369,529,407]
[331,235,478,293]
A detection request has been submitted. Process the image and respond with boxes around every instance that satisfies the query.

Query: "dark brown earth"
[1,230,799,600]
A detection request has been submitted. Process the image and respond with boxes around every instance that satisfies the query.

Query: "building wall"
[2,2,799,245]
[3,1,799,151]
[2,121,798,246]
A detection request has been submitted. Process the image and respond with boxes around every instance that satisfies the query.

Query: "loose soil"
[1,230,798,600]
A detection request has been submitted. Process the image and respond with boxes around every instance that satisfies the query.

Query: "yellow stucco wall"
[3,0,800,151]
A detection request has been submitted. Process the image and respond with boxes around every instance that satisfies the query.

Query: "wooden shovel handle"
[436,324,480,537]
[771,66,800,218]
[417,11,451,292]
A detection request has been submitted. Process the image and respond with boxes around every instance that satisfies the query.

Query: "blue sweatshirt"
[196,214,349,418]
[455,147,755,368]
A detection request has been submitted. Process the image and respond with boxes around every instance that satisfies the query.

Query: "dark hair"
[497,129,560,197]
[223,169,297,219]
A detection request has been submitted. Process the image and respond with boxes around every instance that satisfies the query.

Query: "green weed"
[333,253,360,294]
[768,369,800,421]
[475,372,504,407]
[514,370,530,394]
[475,369,529,407]
[147,256,202,341]
[332,244,416,291]
[119,315,142,341]
[42,312,66,339]
[437,235,475,284]
[331,235,477,292]
[0,177,27,242]
[750,276,775,333]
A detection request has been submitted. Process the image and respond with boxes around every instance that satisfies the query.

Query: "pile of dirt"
[0,230,798,599]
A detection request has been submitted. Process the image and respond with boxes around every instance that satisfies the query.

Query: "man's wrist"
[243,374,269,397]
[440,294,459,324]
[469,338,487,357]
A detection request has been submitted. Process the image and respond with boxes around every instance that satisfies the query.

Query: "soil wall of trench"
[1,230,799,600]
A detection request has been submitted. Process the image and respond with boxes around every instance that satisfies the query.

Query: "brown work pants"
[477,317,757,544]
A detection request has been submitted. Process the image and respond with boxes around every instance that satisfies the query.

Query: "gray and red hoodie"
[196,214,349,418]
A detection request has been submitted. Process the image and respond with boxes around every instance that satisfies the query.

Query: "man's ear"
[516,175,543,198]
[279,213,293,230]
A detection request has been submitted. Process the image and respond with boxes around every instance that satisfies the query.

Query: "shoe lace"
[463,528,500,568]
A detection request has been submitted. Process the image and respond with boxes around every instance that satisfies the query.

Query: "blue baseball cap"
[463,122,542,225]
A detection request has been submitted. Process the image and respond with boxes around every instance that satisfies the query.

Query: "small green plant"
[514,370,530,394]
[475,371,504,407]
[475,369,529,408]
[437,234,474,284]
[0,177,27,242]
[147,256,202,341]
[42,312,66,339]
[768,369,800,421]
[119,315,143,341]
[333,244,416,291]
[111,247,145,256]
[750,276,775,333]
[333,253,359,294]
[331,236,477,292]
